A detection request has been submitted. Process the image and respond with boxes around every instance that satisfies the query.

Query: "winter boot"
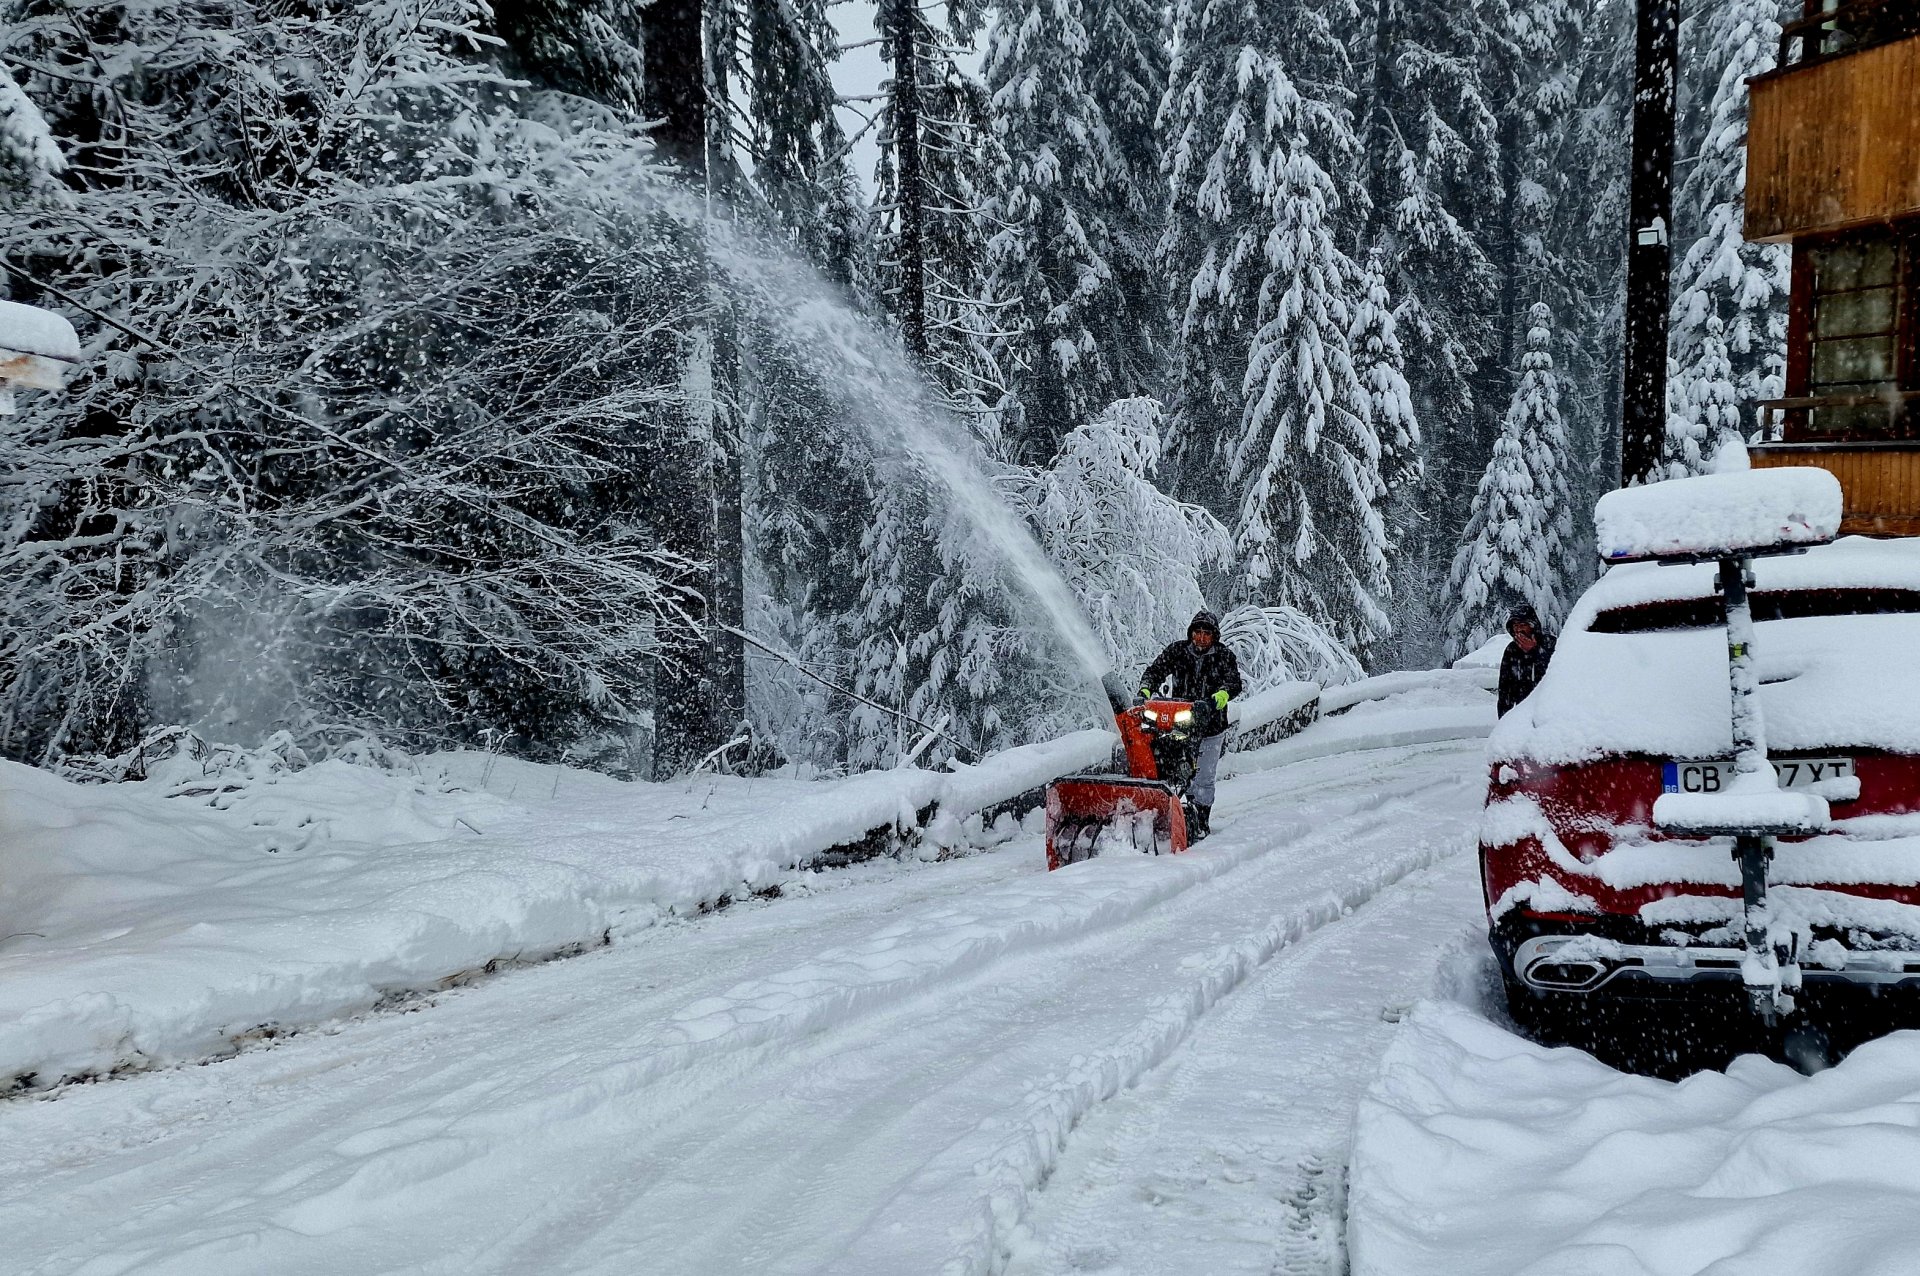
[1189,803,1212,841]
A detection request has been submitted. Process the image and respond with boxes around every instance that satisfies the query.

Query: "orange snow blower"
[1045,678,1217,870]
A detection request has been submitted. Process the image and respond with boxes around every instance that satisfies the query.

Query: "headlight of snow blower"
[1175,708,1194,726]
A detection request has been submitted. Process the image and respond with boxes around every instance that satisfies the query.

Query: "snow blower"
[1044,675,1216,870]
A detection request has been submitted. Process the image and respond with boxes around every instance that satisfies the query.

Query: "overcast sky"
[826,3,985,194]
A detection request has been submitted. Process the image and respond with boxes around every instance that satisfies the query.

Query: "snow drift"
[0,733,1110,1088]
[1350,999,1920,1276]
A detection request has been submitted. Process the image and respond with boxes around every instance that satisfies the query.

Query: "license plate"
[1662,756,1855,795]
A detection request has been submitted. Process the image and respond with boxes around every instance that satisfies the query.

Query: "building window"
[1789,226,1917,439]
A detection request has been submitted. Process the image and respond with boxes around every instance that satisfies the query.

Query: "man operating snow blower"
[1138,611,1242,839]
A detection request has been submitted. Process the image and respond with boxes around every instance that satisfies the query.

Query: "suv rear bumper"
[1510,932,1920,994]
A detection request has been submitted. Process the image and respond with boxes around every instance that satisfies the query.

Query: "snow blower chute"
[1045,675,1216,870]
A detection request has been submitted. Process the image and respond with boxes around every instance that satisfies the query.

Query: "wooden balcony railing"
[1756,391,1920,443]
[1750,407,1920,536]
[1779,0,1920,69]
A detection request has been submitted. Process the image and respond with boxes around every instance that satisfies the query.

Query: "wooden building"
[1745,0,1920,535]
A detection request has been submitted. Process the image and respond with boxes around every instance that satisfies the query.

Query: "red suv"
[1481,536,1920,1066]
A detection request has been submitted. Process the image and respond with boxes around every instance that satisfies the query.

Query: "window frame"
[1782,220,1920,442]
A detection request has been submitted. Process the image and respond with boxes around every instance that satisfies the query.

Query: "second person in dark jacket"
[1496,605,1557,717]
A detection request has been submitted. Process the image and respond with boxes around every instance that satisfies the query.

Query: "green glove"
[1212,690,1230,711]
[1139,688,1152,700]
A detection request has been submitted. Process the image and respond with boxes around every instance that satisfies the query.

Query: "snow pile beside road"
[1349,1001,1920,1275]
[1224,671,1495,778]
[0,745,1053,1088]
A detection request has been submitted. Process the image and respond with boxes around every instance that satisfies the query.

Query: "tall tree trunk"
[1491,107,1521,442]
[644,0,746,776]
[1359,0,1398,251]
[884,0,928,361]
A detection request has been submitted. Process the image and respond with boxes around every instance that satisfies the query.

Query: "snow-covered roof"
[1492,537,1920,764]
[1593,467,1842,564]
[0,298,80,363]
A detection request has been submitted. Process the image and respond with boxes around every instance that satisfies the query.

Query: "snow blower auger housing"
[1045,680,1216,871]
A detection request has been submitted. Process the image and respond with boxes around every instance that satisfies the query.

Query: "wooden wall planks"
[1752,445,1920,536]
[1747,35,1920,242]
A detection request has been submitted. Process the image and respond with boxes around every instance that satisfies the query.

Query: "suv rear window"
[1590,588,1920,634]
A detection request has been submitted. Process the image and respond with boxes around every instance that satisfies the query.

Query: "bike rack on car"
[1593,468,1845,1025]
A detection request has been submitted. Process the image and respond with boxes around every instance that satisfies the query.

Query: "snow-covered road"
[0,738,1487,1275]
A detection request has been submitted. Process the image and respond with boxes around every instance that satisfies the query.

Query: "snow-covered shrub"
[0,0,699,764]
[1004,398,1232,678]
[1218,605,1363,693]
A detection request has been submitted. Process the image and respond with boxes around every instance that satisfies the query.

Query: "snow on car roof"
[1567,534,1920,631]
[0,298,80,363]
[1492,537,1920,764]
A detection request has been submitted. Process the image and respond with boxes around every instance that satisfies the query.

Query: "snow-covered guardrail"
[838,682,1333,862]
[833,669,1497,863]
[1225,680,1322,753]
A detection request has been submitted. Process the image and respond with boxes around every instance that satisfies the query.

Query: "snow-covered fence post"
[1596,468,1843,1027]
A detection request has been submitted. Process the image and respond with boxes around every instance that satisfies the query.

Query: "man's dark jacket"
[1497,633,1557,717]
[1141,639,1243,737]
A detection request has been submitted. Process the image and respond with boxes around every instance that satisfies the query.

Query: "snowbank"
[1451,635,1507,669]
[1324,666,1501,709]
[1594,466,1841,563]
[1349,999,1920,1276]
[0,739,1098,1088]
[1223,675,1496,779]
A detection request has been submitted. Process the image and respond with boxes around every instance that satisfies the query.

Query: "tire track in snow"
[1002,855,1489,1276]
[892,802,1476,1276]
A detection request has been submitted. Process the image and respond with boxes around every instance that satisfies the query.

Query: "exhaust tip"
[1524,959,1609,992]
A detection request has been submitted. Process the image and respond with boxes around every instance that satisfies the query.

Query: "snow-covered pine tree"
[1233,141,1393,654]
[1670,314,1744,477]
[1356,0,1501,500]
[1161,0,1391,656]
[1351,248,1442,662]
[1444,302,1572,654]
[1666,0,1787,473]
[0,62,62,205]
[1085,0,1169,391]
[982,0,1156,463]
[1351,249,1422,522]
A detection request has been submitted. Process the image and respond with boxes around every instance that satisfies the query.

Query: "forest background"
[0,0,1786,778]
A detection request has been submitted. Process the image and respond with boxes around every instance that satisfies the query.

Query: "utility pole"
[1619,0,1679,487]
